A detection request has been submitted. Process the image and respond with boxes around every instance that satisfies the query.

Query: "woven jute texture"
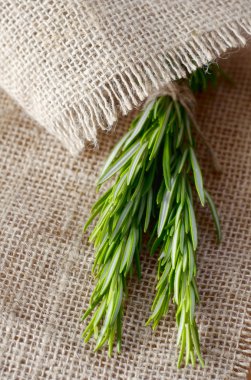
[0,44,251,379]
[0,1,251,154]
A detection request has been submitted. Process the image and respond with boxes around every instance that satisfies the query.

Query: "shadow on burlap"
[0,46,250,380]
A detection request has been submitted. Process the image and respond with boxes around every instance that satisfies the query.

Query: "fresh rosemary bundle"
[82,65,221,367]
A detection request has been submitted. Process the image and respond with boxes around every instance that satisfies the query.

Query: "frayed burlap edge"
[54,18,251,155]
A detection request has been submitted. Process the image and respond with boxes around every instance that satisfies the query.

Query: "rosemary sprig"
[83,66,221,365]
[81,101,156,356]
[145,103,221,368]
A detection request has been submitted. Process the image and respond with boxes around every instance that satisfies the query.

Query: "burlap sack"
[0,1,251,154]
[0,44,250,379]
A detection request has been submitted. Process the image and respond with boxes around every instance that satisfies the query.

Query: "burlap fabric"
[0,44,251,379]
[0,1,251,154]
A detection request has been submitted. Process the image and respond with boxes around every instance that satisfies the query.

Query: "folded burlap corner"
[0,1,250,154]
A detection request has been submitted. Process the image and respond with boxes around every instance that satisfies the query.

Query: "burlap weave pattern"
[0,1,251,154]
[0,45,250,379]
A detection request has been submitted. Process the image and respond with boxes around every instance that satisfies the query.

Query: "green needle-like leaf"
[190,147,205,206]
[127,142,147,185]
[187,196,198,251]
[205,189,222,242]
[163,132,171,189]
[171,221,180,268]
[99,132,131,180]
[158,177,177,237]
[98,141,141,185]
[149,102,172,161]
[144,188,153,233]
[123,100,155,150]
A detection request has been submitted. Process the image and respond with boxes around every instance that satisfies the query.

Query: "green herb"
[82,65,221,366]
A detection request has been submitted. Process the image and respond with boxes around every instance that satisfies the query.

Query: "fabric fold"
[0,1,250,154]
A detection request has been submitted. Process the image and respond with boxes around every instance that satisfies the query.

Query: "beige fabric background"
[0,1,251,154]
[0,46,251,379]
